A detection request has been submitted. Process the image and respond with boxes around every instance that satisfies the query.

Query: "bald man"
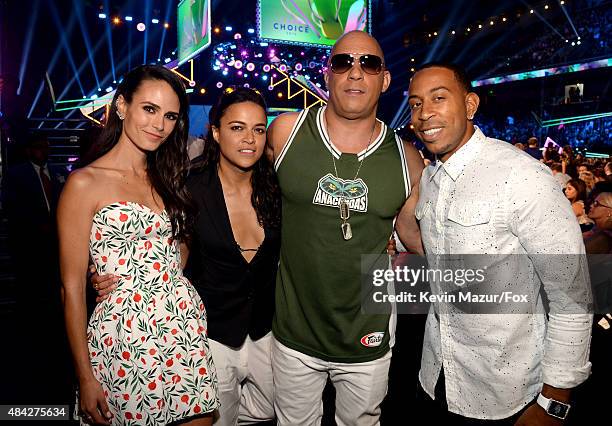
[266,31,424,425]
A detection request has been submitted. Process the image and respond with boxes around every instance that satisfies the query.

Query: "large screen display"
[178,0,211,66]
[258,0,370,47]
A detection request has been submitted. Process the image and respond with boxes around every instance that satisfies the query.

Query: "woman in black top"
[186,87,280,425]
[93,87,281,425]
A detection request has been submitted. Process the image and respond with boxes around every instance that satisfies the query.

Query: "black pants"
[416,369,534,425]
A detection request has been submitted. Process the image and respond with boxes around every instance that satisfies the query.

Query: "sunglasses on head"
[329,53,384,75]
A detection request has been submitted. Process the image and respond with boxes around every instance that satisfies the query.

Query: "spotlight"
[561,0,565,4]
[137,23,146,31]
[98,13,107,19]
[113,17,121,24]
[125,16,133,21]
[433,31,438,36]
[544,5,549,9]
[200,88,206,94]
[248,28,255,34]
[566,39,569,43]
[164,23,169,29]
[105,86,113,93]
[530,9,534,13]
[502,17,507,22]
[577,40,581,45]
[578,36,581,40]
[225,26,233,31]
[467,27,471,32]
[214,27,220,33]
[411,58,415,62]
[571,41,575,46]
[478,24,482,28]
[451,30,455,34]
[410,67,415,72]
[277,92,283,98]
[91,94,99,100]
[490,20,494,25]
[152,18,159,24]
[428,33,432,37]
[113,80,117,83]
[164,58,171,63]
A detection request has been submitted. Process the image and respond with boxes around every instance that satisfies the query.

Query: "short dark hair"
[416,61,472,92]
[550,162,563,172]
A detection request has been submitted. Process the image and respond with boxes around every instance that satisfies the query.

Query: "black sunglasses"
[329,53,385,75]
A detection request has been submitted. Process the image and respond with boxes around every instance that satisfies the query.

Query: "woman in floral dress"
[58,65,218,425]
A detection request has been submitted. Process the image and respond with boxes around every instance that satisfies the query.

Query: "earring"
[116,110,124,120]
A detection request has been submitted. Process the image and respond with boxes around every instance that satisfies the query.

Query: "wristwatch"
[537,393,571,420]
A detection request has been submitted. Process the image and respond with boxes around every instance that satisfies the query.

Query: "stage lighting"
[248,28,255,34]
[571,41,576,46]
[433,31,438,36]
[125,16,133,21]
[561,0,565,4]
[113,80,117,83]
[577,40,581,45]
[105,86,113,93]
[164,58,171,63]
[152,19,159,24]
[467,27,471,32]
[530,9,534,13]
[410,67,415,72]
[277,92,283,98]
[544,5,549,9]
[451,30,456,35]
[502,17,507,22]
[113,17,120,24]
[164,23,169,28]
[411,58,415,62]
[200,88,206,94]
[98,13,106,19]
[566,39,569,43]
[478,24,482,28]
[214,27,220,34]
[137,23,146,31]
[225,26,233,31]
[91,94,99,100]
[490,20,494,25]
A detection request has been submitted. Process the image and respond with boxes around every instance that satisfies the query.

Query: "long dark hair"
[193,87,281,229]
[567,178,587,203]
[87,65,194,241]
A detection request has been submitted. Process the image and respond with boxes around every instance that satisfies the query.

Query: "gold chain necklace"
[327,118,376,241]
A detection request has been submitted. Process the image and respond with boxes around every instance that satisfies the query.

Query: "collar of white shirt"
[429,126,486,182]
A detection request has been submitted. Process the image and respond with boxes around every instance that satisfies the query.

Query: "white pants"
[210,333,274,426]
[272,336,391,426]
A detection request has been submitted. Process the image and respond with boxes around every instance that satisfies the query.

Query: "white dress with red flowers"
[85,201,218,425]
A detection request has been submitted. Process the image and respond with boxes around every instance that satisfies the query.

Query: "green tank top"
[273,106,411,362]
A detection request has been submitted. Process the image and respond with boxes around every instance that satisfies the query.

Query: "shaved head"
[331,31,385,62]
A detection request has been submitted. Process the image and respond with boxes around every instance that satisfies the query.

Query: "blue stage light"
[98,13,107,19]
[125,16,133,21]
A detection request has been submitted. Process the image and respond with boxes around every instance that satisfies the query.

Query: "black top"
[185,165,280,347]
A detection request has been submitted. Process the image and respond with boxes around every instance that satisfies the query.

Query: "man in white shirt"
[401,62,592,424]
